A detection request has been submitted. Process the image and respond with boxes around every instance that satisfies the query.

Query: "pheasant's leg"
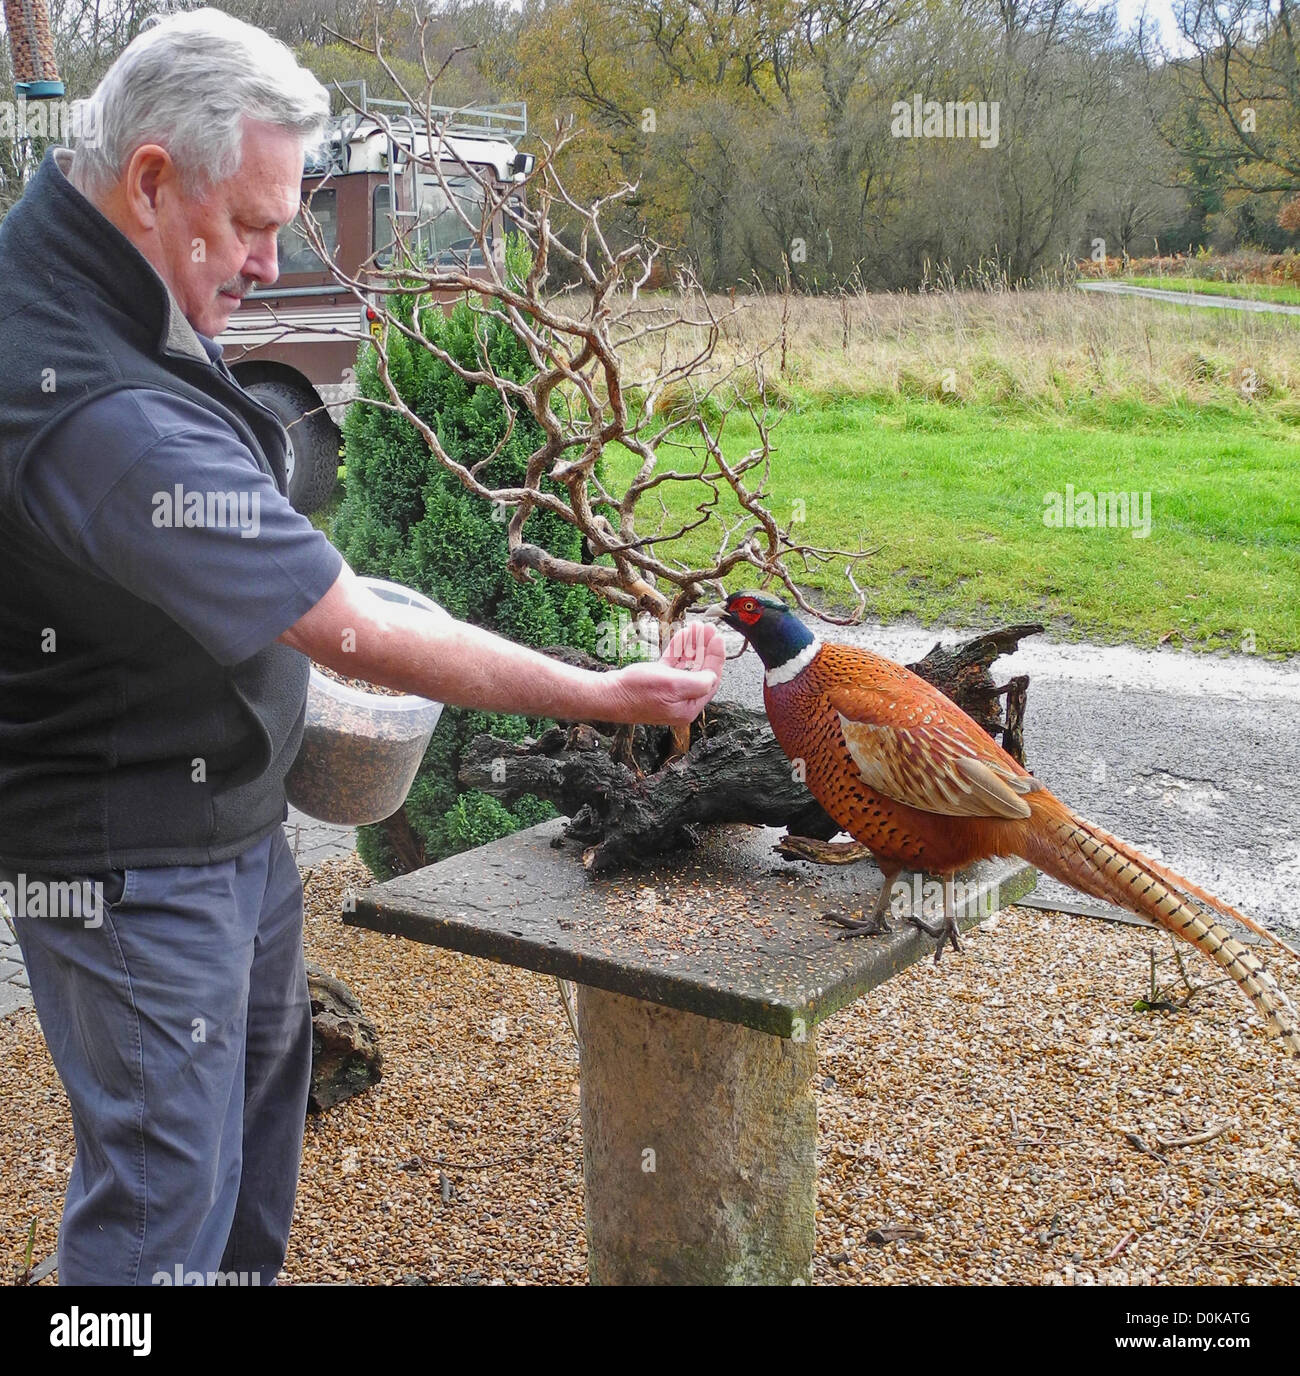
[907,875,962,964]
[819,864,903,938]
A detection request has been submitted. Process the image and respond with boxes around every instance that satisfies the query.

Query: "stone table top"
[346,819,1038,1037]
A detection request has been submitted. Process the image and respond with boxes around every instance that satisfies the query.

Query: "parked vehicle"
[218,82,532,512]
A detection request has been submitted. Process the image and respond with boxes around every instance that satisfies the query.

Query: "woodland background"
[5,0,1300,287]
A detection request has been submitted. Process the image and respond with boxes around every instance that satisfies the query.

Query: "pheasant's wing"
[826,682,1043,820]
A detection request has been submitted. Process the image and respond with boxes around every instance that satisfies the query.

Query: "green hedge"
[333,242,605,878]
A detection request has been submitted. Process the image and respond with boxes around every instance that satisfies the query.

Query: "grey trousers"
[9,825,310,1286]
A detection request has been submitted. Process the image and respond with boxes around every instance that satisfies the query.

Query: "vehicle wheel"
[244,379,340,515]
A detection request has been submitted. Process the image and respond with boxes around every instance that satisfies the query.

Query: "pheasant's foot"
[816,863,903,941]
[907,911,962,961]
[818,909,891,938]
[913,877,962,965]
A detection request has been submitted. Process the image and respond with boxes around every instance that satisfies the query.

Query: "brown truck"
[218,83,532,513]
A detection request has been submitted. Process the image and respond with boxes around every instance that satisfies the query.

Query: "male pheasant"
[701,589,1300,1057]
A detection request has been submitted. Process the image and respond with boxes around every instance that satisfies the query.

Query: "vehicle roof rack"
[329,79,527,140]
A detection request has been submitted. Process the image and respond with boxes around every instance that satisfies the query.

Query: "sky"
[1100,0,1184,48]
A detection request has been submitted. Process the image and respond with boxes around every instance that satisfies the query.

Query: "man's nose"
[243,234,280,289]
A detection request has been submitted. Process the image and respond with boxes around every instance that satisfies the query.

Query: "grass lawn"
[1122,275,1300,307]
[320,289,1300,657]
[605,397,1300,656]
[309,468,346,536]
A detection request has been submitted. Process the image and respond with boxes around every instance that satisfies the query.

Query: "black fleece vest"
[0,148,309,870]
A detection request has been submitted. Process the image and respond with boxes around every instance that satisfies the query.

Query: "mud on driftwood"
[457,624,1044,874]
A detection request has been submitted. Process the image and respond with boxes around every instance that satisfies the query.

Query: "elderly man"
[0,9,722,1286]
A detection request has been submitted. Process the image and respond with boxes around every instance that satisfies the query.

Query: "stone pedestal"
[576,985,816,1285]
[348,818,1038,1284]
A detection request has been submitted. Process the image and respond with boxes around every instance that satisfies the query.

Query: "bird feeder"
[4,0,64,99]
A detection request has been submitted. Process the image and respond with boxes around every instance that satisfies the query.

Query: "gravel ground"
[3,851,1297,1286]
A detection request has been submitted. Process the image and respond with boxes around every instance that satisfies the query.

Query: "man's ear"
[122,143,175,225]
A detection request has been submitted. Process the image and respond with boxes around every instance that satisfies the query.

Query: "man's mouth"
[218,279,253,305]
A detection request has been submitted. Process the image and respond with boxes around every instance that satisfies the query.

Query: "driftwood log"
[457,623,1044,873]
[305,959,383,1112]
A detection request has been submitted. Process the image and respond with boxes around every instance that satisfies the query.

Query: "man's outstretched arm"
[278,563,724,727]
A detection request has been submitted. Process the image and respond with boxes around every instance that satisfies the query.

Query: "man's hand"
[602,620,725,726]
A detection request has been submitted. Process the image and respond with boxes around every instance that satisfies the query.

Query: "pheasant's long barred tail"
[1022,812,1300,1058]
[1081,818,1300,965]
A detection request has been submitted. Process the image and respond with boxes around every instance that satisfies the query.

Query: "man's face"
[153,118,303,338]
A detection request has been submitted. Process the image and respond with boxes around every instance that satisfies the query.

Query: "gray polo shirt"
[19,333,341,669]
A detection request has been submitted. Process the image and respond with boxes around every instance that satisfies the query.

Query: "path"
[1077,279,1300,315]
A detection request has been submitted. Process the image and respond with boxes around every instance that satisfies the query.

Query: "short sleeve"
[20,387,343,666]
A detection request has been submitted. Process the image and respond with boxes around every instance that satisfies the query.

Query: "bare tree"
[308,16,875,655]
[1141,0,1300,197]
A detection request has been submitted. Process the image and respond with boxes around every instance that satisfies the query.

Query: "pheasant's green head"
[699,589,816,672]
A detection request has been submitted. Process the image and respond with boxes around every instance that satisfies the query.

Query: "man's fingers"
[663,618,722,673]
[616,627,723,724]
[663,623,695,669]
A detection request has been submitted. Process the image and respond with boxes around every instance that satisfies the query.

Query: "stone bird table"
[345,817,1037,1285]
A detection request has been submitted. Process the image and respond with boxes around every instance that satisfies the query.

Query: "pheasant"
[700,589,1300,1057]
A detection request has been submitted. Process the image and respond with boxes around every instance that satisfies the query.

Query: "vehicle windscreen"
[414,172,490,268]
[372,169,491,269]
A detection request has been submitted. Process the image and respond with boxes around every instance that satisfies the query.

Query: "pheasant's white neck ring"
[765,636,822,687]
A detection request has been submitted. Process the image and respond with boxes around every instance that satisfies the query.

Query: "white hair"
[70,7,329,200]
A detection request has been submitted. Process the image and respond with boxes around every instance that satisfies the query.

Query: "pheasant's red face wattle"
[733,598,762,626]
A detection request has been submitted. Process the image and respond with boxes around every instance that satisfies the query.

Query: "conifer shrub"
[333,242,605,877]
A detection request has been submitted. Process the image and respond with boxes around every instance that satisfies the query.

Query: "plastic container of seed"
[284,577,446,825]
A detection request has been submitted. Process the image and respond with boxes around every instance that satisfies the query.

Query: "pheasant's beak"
[697,602,729,624]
